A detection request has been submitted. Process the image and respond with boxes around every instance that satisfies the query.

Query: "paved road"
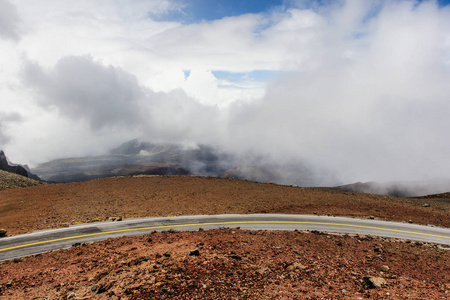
[1,214,449,262]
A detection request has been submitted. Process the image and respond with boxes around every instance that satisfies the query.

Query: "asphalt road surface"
[1,214,449,262]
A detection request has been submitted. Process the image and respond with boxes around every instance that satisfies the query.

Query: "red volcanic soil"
[0,175,449,236]
[0,175,449,299]
[1,229,449,299]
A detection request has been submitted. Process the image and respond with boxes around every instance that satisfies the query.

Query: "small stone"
[0,228,7,237]
[380,265,390,272]
[116,216,123,221]
[286,262,307,271]
[422,203,430,207]
[362,276,387,289]
[67,292,76,299]
[408,219,413,224]
[256,267,269,274]
[90,284,98,292]
[163,251,172,257]
[189,249,200,256]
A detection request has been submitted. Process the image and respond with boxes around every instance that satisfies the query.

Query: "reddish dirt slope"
[0,176,449,236]
[0,229,449,299]
[0,176,449,299]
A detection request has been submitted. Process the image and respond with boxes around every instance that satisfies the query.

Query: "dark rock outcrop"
[0,150,41,180]
[0,150,28,177]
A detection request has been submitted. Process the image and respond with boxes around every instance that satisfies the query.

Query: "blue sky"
[161,0,450,23]
[157,0,285,23]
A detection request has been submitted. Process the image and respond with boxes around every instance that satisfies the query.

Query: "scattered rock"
[96,280,115,294]
[189,249,200,256]
[362,276,387,289]
[423,203,431,207]
[128,256,150,266]
[256,267,269,274]
[286,262,307,271]
[0,228,7,237]
[90,284,98,292]
[380,265,390,272]
[374,246,383,254]
[66,292,76,299]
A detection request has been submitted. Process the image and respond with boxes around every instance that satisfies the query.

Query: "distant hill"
[31,139,323,186]
[32,140,225,182]
[334,179,450,197]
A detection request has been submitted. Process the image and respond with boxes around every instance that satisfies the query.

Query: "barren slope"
[0,176,449,236]
[0,176,449,299]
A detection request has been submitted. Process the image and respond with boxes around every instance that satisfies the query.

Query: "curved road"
[1,214,449,262]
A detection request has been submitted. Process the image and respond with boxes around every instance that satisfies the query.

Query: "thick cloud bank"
[1,0,450,185]
[0,0,21,40]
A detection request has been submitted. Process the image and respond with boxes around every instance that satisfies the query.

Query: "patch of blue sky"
[212,70,279,82]
[152,0,450,24]
[436,0,450,7]
[153,0,285,23]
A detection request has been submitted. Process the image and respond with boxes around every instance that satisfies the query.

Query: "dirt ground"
[0,175,449,236]
[0,229,449,299]
[0,175,449,299]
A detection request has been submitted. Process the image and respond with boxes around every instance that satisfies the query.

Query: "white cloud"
[22,55,147,130]
[0,0,449,185]
[0,0,21,40]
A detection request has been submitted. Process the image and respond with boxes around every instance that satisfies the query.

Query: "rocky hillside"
[0,169,44,190]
